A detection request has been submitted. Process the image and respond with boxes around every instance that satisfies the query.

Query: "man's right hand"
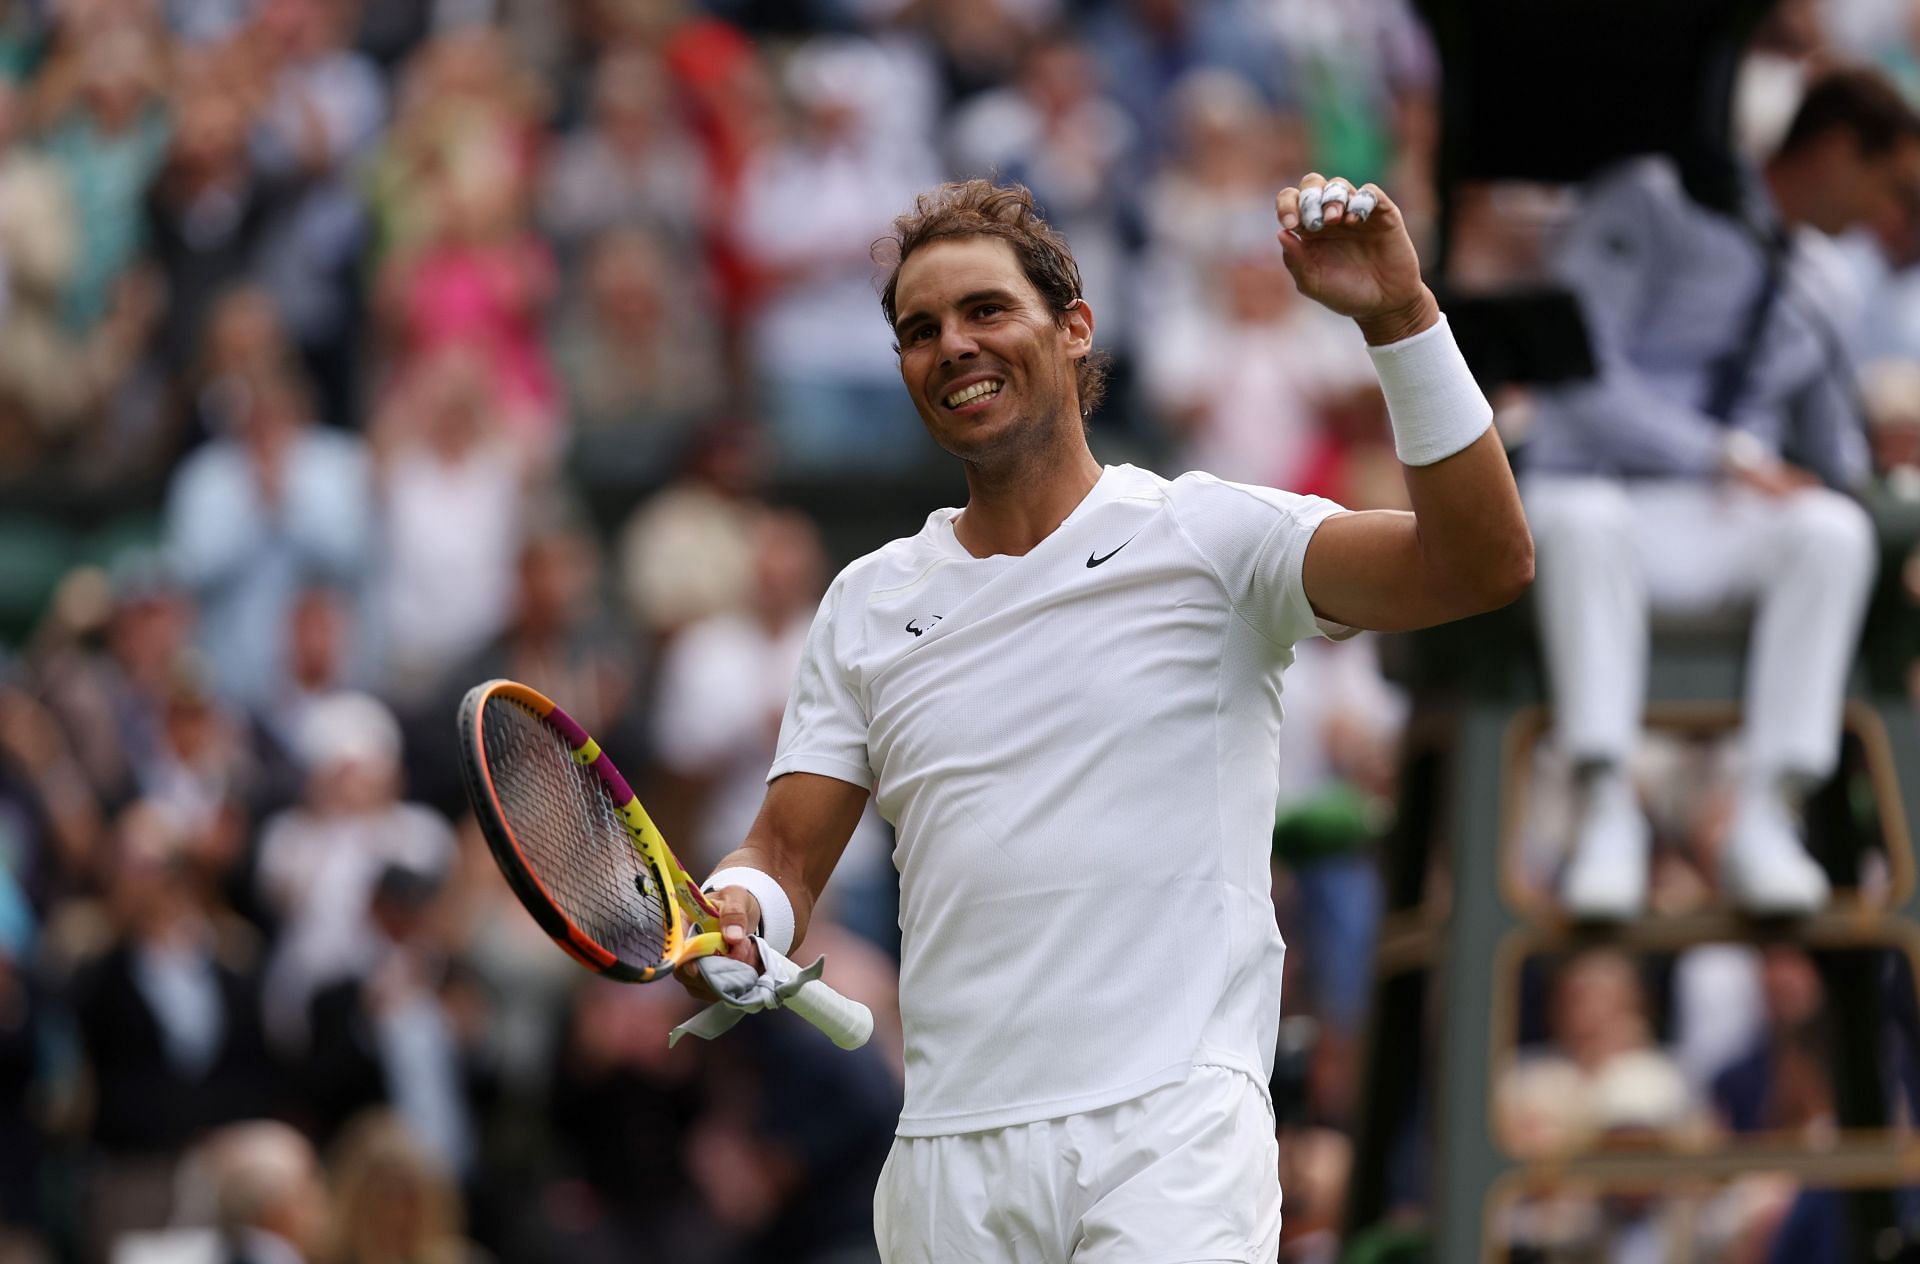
[1728,456,1822,498]
[1721,430,1821,498]
[674,886,763,1003]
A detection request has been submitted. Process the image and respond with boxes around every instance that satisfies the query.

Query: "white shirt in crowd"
[374,442,522,698]
[255,801,455,1043]
[732,135,938,385]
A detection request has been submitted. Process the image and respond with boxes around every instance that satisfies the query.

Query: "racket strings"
[482,698,672,967]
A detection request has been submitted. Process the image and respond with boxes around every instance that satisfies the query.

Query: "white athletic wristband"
[702,867,796,955]
[1367,314,1494,467]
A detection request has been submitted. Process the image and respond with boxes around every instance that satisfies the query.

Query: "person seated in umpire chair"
[1523,67,1920,919]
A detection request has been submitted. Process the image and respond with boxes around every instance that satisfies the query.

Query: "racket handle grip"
[786,978,874,1050]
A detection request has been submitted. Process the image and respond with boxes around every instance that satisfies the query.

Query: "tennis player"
[684,175,1533,1260]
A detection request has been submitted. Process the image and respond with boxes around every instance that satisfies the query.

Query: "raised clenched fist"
[1275,174,1437,345]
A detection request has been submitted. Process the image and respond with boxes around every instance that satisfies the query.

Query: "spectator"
[648,510,897,945]
[0,76,160,479]
[440,815,575,1106]
[165,361,372,711]
[546,979,710,1259]
[1083,0,1286,160]
[1711,946,1833,1138]
[326,1111,482,1264]
[1269,630,1404,1125]
[144,48,279,377]
[200,1120,330,1264]
[375,218,558,464]
[256,581,361,775]
[368,25,544,268]
[1526,68,1920,919]
[71,801,283,1262]
[648,508,830,868]
[482,0,576,98]
[947,32,1138,363]
[1140,68,1308,301]
[37,21,171,334]
[242,0,387,427]
[730,35,938,474]
[177,284,299,452]
[1732,0,1829,161]
[255,691,454,1045]
[373,37,560,466]
[551,226,724,495]
[616,421,763,637]
[368,347,525,705]
[1497,950,1702,1160]
[411,514,638,817]
[0,679,102,910]
[137,663,260,842]
[910,0,1038,108]
[348,0,433,75]
[31,558,195,812]
[1670,942,1767,1099]
[655,10,783,337]
[443,515,635,740]
[539,49,709,265]
[685,1010,900,1264]
[1139,210,1377,487]
[1862,356,1920,495]
[303,863,477,1175]
[1263,0,1438,201]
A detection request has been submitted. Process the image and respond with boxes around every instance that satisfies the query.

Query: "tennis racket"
[456,678,872,1049]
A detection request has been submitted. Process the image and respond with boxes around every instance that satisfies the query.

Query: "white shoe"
[1722,793,1831,916]
[1560,789,1652,921]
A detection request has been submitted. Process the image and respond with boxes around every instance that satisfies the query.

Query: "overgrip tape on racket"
[669,936,873,1051]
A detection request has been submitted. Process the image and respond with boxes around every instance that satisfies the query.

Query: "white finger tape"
[1300,186,1325,231]
[1348,190,1378,222]
[1320,180,1351,207]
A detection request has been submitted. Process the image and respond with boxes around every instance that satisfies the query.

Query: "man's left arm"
[1275,175,1534,633]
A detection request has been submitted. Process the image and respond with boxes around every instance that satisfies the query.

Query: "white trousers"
[1524,476,1878,778]
[873,1065,1281,1264]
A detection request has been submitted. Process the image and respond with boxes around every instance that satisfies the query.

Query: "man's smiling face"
[890,236,1092,464]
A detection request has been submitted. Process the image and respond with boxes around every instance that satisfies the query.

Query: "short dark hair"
[877,179,1111,418]
[1778,67,1920,159]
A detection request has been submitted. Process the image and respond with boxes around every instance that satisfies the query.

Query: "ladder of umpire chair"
[1343,578,1920,1263]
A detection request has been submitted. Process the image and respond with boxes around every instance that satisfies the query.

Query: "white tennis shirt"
[769,463,1350,1135]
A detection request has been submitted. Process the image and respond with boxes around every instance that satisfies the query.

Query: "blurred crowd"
[2,0,1920,1261]
[1489,932,1920,1264]
[0,0,1431,1259]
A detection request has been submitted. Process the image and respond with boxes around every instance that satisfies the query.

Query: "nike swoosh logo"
[1087,535,1137,568]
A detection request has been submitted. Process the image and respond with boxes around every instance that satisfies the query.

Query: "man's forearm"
[702,771,870,954]
[1369,307,1533,612]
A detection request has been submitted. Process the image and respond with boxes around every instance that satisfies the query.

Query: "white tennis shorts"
[873,1064,1282,1263]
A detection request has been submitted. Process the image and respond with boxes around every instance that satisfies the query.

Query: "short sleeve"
[1167,473,1353,649]
[767,577,875,790]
